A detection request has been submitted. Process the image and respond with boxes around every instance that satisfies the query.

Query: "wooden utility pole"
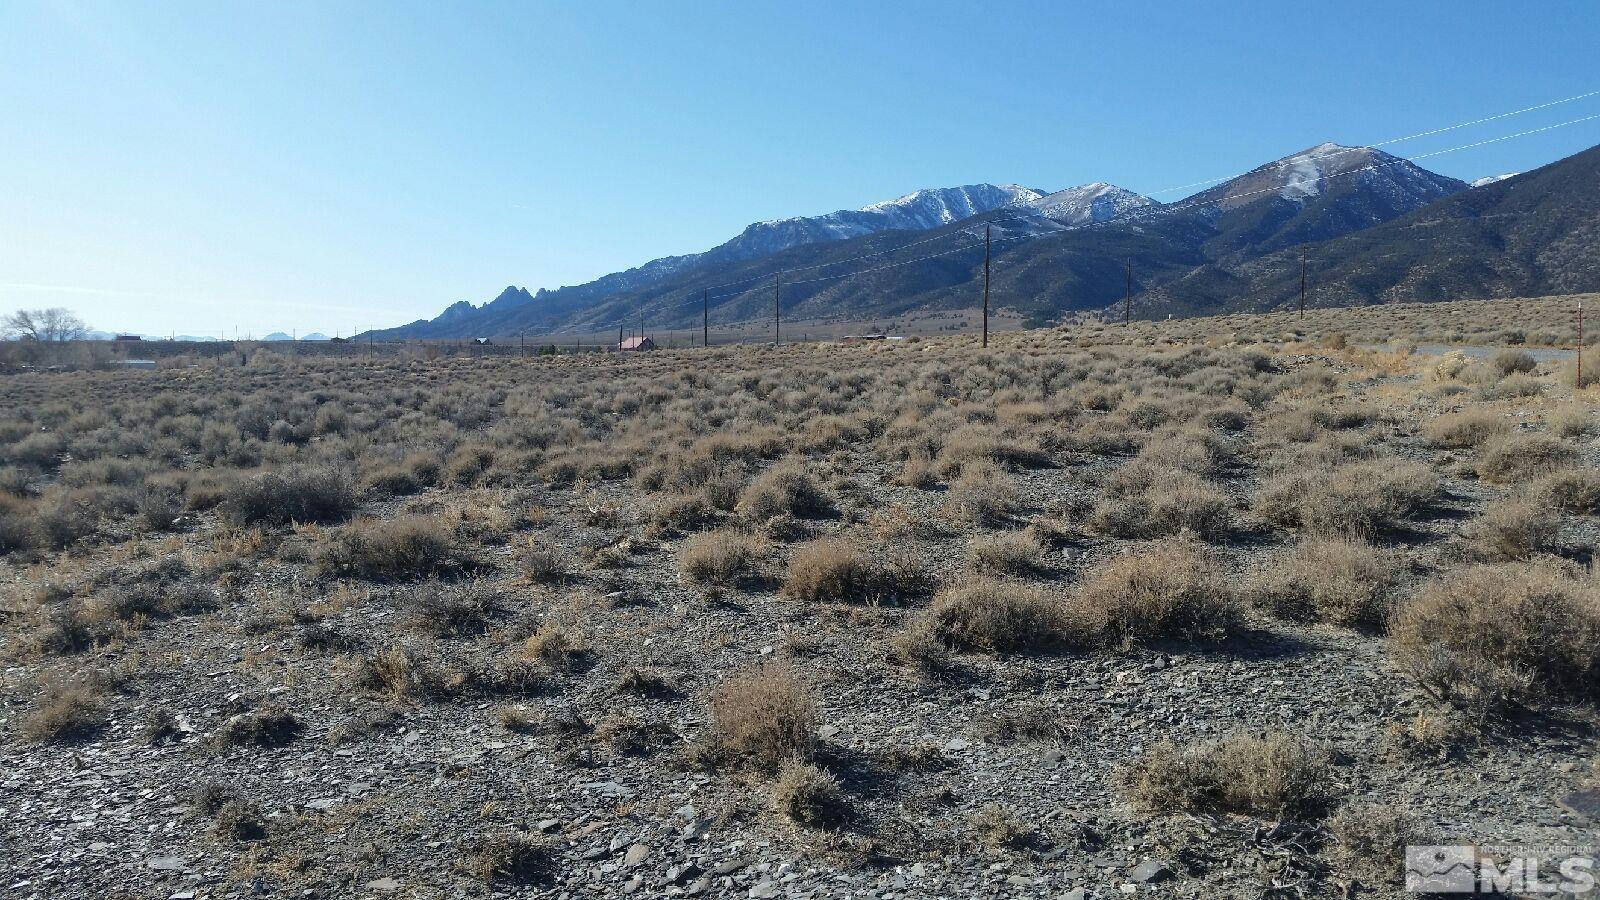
[982,224,990,348]
[638,310,644,343]
[703,289,709,348]
[618,324,623,348]
[1124,261,1132,325]
[1578,300,1585,389]
[773,274,780,345]
[1299,254,1307,316]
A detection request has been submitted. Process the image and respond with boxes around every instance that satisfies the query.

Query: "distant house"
[617,336,656,352]
[113,334,143,342]
[328,336,349,344]
[472,337,493,346]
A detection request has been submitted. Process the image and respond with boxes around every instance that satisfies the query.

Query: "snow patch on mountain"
[1025,182,1156,225]
[1472,173,1519,188]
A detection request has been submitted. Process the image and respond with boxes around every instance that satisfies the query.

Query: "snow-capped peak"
[1024,182,1156,225]
[1471,173,1519,188]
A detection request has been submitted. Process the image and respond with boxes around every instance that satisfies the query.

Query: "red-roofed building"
[617,336,656,352]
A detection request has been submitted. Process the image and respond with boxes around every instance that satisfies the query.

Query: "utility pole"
[1124,261,1132,325]
[703,289,709,348]
[639,310,645,343]
[1299,253,1307,316]
[982,224,990,348]
[1578,300,1585,389]
[618,324,623,349]
[773,274,780,346]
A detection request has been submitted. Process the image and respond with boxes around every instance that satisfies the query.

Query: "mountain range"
[363,140,1600,339]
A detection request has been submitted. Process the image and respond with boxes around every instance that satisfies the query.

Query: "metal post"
[773,274,780,346]
[982,224,990,348]
[703,289,709,348]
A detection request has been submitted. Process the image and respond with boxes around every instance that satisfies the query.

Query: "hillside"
[1138,142,1600,316]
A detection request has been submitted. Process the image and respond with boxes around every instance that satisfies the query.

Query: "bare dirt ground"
[2,296,1597,900]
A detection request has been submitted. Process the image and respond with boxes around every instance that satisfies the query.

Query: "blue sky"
[3,0,1598,336]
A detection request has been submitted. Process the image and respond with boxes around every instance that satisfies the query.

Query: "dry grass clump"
[1537,467,1600,514]
[352,645,464,699]
[940,461,1018,525]
[1090,472,1230,539]
[1462,495,1559,561]
[1325,803,1421,886]
[1422,408,1507,448]
[1391,562,1600,716]
[781,538,928,604]
[969,804,1032,850]
[1122,730,1329,818]
[1474,433,1577,484]
[965,530,1046,576]
[1250,538,1405,630]
[770,760,846,827]
[736,465,833,520]
[649,493,720,536]
[520,544,571,584]
[918,578,1071,654]
[221,466,357,527]
[22,678,108,743]
[403,581,501,636]
[522,623,588,672]
[707,663,817,773]
[214,705,303,747]
[459,832,554,885]
[1074,539,1240,644]
[1254,459,1439,537]
[314,515,459,580]
[677,528,762,585]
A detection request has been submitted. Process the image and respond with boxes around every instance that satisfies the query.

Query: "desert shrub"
[965,530,1046,576]
[1250,538,1405,629]
[460,833,554,885]
[1484,372,1544,399]
[214,706,302,747]
[22,679,108,743]
[920,578,1072,653]
[1422,408,1507,448]
[970,804,1032,850]
[0,508,38,555]
[31,497,99,550]
[1074,538,1240,644]
[614,667,676,699]
[941,461,1018,525]
[770,760,845,827]
[782,538,929,604]
[364,463,421,496]
[522,623,587,671]
[1254,459,1439,537]
[678,528,762,585]
[1462,495,1559,561]
[222,466,357,527]
[1122,730,1329,817]
[1475,433,1577,484]
[650,493,719,535]
[211,798,268,841]
[84,580,217,625]
[1537,467,1600,514]
[520,546,571,584]
[708,663,817,773]
[1489,348,1537,376]
[353,646,463,699]
[736,465,833,520]
[1325,803,1420,886]
[134,486,183,532]
[29,602,97,655]
[1090,472,1230,539]
[1547,403,1594,438]
[1391,562,1600,715]
[314,516,458,580]
[1562,357,1600,389]
[403,581,500,636]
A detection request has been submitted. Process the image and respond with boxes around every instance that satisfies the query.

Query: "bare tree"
[3,308,90,342]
